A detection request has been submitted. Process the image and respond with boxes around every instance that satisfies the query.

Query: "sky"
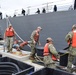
[0,0,74,18]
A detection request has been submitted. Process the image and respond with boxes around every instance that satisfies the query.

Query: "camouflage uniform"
[5,37,14,52]
[65,31,76,73]
[44,43,58,68]
[4,25,15,52]
[30,30,40,59]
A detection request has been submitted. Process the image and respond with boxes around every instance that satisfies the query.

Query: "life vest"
[5,27,14,37]
[43,43,57,61]
[72,31,76,47]
[20,41,28,47]
[43,43,50,56]
[34,31,39,42]
[52,55,57,61]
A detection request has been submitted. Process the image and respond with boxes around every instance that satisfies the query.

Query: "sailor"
[29,26,42,60]
[19,41,28,50]
[36,8,40,14]
[21,8,26,16]
[43,37,59,68]
[65,24,76,73]
[13,39,29,51]
[4,24,16,52]
[13,39,21,51]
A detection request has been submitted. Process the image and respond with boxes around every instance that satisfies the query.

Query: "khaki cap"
[37,26,42,30]
[9,24,12,27]
[46,37,53,42]
[72,24,76,29]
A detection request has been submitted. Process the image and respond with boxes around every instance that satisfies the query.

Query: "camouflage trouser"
[67,54,75,73]
[46,63,56,69]
[44,55,56,69]
[6,37,14,52]
[30,42,36,57]
[67,47,76,73]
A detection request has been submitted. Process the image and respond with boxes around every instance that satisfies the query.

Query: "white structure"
[0,0,75,18]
